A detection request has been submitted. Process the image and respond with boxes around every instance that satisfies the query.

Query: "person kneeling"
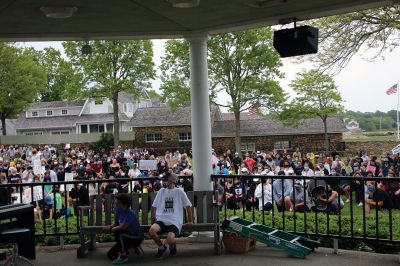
[149,173,193,259]
[103,194,144,265]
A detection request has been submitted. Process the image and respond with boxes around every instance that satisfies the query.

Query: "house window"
[90,124,99,133]
[31,111,38,117]
[46,110,53,116]
[145,133,162,143]
[25,131,43,136]
[241,143,255,153]
[94,99,103,105]
[274,141,291,150]
[179,132,192,141]
[106,124,114,132]
[99,125,105,133]
[52,131,70,135]
[61,109,68,115]
[81,125,88,134]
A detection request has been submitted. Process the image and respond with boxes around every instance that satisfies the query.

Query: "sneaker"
[113,255,128,265]
[358,202,363,207]
[155,245,167,259]
[169,244,177,256]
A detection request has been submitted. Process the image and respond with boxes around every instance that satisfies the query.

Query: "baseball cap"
[168,173,179,183]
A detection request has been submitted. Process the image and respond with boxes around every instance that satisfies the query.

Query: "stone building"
[131,105,347,154]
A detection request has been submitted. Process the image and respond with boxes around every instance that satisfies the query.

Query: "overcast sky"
[23,39,400,113]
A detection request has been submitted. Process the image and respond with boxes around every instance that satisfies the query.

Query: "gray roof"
[14,115,77,130]
[130,105,346,136]
[131,106,192,127]
[118,92,135,104]
[28,100,86,110]
[77,113,130,123]
[213,116,347,137]
[221,112,259,121]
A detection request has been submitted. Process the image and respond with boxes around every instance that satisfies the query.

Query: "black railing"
[0,177,162,238]
[1,175,400,247]
[212,174,400,245]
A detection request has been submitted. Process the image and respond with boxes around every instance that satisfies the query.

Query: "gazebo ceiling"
[0,0,396,41]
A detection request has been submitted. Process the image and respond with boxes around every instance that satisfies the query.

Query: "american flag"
[248,105,259,117]
[386,84,398,95]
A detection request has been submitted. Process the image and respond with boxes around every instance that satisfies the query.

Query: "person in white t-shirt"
[149,173,193,259]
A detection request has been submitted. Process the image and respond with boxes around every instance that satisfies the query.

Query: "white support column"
[188,34,212,191]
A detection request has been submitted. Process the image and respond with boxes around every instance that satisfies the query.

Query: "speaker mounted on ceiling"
[273,19,319,58]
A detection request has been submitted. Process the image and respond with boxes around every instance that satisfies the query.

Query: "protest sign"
[139,160,157,170]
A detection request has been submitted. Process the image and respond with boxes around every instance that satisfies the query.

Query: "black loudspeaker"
[273,26,319,58]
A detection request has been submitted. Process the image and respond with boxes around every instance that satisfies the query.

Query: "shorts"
[155,221,180,236]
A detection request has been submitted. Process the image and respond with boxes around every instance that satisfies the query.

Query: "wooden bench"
[77,190,222,258]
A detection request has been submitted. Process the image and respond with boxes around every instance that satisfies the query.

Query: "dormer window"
[61,109,68,115]
[31,111,38,117]
[124,103,133,113]
[46,110,53,116]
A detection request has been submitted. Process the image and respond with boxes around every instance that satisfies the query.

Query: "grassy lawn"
[344,133,398,142]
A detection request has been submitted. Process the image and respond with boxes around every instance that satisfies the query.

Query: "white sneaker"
[345,199,350,203]
[358,202,363,207]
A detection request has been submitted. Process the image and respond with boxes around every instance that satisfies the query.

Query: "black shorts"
[155,221,180,236]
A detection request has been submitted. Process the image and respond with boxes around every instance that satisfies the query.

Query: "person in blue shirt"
[216,163,229,175]
[103,194,144,265]
[273,171,293,212]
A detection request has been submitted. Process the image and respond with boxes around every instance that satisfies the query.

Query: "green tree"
[63,40,155,148]
[0,43,46,135]
[279,70,344,152]
[161,28,285,154]
[24,47,82,102]
[309,5,400,74]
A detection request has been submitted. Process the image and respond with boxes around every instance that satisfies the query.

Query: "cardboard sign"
[64,173,74,191]
[392,144,400,154]
[33,159,44,175]
[139,160,158,170]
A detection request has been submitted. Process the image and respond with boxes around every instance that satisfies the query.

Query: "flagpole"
[397,81,400,141]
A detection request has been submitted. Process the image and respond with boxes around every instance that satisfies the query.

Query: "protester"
[103,193,144,264]
[149,173,193,259]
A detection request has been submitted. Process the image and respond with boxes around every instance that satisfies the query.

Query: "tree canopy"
[278,70,343,152]
[0,43,46,135]
[24,47,82,102]
[309,5,400,74]
[63,40,155,147]
[161,28,285,153]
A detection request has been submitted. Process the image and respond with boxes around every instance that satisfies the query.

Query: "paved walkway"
[35,240,400,266]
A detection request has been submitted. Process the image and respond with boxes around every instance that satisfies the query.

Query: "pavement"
[35,239,400,266]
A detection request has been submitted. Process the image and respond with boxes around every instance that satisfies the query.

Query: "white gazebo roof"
[0,0,393,41]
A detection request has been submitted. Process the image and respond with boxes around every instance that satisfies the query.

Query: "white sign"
[33,159,44,175]
[138,160,158,170]
[65,143,71,149]
[392,144,400,154]
[60,173,74,192]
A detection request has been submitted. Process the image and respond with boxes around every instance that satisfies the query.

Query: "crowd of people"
[0,145,399,220]
[213,148,400,214]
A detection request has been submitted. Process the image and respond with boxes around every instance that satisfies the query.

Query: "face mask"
[304,166,309,170]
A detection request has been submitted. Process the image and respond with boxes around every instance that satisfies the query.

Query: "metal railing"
[212,174,400,245]
[1,175,399,247]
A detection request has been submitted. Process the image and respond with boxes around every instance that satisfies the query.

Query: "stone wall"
[344,141,398,156]
[133,126,192,153]
[134,125,344,154]
[212,133,344,154]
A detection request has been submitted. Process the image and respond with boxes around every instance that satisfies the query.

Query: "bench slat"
[131,193,140,217]
[150,192,157,223]
[95,194,102,226]
[206,191,213,223]
[104,194,112,226]
[141,193,149,225]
